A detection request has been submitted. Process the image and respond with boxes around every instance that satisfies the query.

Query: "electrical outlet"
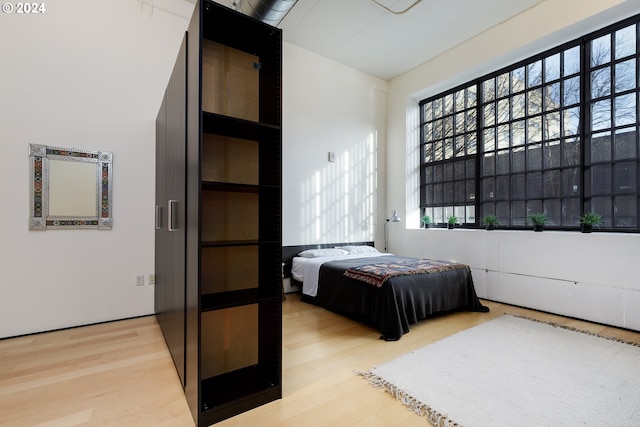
[136,275,145,286]
[148,274,155,285]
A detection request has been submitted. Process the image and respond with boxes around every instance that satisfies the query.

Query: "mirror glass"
[29,144,113,230]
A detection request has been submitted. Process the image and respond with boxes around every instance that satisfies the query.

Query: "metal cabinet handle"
[168,200,178,231]
[155,205,162,230]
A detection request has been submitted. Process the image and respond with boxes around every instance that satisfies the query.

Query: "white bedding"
[292,252,392,297]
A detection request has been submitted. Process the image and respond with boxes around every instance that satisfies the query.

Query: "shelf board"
[201,289,281,311]
[202,112,279,140]
[201,181,258,193]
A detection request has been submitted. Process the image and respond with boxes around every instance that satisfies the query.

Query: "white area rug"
[359,315,640,426]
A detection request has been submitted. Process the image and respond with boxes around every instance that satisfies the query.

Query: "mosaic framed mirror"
[29,144,113,230]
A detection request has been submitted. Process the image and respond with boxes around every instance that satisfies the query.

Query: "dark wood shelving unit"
[156,1,282,425]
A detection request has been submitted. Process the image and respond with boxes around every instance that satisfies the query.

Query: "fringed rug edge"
[355,370,461,427]
[507,313,640,348]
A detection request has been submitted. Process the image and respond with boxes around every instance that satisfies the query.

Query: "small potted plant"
[528,213,547,232]
[580,212,602,233]
[447,215,458,229]
[421,215,432,229]
[481,214,499,230]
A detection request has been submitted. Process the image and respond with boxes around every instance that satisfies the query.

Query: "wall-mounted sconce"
[328,151,336,162]
[384,209,401,252]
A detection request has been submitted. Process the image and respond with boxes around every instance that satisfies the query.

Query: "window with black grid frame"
[418,14,640,232]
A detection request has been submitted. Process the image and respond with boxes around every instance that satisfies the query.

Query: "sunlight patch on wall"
[299,134,377,244]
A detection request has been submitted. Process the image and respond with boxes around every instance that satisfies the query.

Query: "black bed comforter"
[314,255,488,340]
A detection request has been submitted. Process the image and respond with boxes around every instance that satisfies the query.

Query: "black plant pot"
[424,224,431,229]
[581,224,593,233]
[447,224,454,229]
[486,224,496,230]
[533,224,543,232]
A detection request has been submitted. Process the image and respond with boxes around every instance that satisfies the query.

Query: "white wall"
[282,42,388,247]
[386,0,640,330]
[0,0,192,338]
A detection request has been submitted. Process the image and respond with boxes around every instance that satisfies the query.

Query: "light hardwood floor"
[2,295,640,427]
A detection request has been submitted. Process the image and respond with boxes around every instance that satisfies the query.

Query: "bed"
[284,243,489,340]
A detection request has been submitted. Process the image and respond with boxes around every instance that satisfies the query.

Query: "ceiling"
[178,0,546,81]
[276,0,546,81]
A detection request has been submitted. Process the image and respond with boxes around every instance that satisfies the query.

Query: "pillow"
[297,248,348,258]
[336,245,379,255]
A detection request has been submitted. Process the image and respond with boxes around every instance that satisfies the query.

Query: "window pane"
[563,138,581,166]
[615,24,636,59]
[528,143,543,170]
[512,201,526,225]
[562,168,580,196]
[545,53,561,82]
[528,116,542,142]
[496,176,509,200]
[455,89,465,111]
[563,107,580,137]
[433,98,442,118]
[454,160,465,179]
[484,103,496,126]
[467,134,477,155]
[513,93,526,119]
[444,137,454,159]
[483,177,495,200]
[544,83,561,111]
[483,79,495,102]
[545,112,561,139]
[424,166,433,183]
[615,59,635,92]
[591,67,611,98]
[614,195,637,227]
[424,123,433,142]
[444,162,454,180]
[564,46,580,76]
[513,120,526,146]
[563,198,581,226]
[544,170,561,197]
[511,174,525,199]
[468,86,477,107]
[497,72,510,98]
[434,140,443,161]
[497,124,509,149]
[592,197,612,225]
[444,93,454,115]
[497,99,510,123]
[527,172,543,198]
[527,88,542,115]
[512,67,526,92]
[563,76,580,105]
[591,164,612,195]
[483,128,495,151]
[544,141,561,168]
[614,94,636,127]
[483,153,495,176]
[528,60,542,87]
[591,99,612,131]
[455,135,465,157]
[424,185,433,205]
[434,183,443,204]
[614,162,636,193]
[544,199,561,225]
[466,159,476,178]
[512,146,526,172]
[466,109,477,132]
[424,102,433,120]
[424,143,433,162]
[455,180,466,203]
[614,128,637,160]
[466,180,476,202]
[497,150,510,174]
[591,34,611,67]
[590,131,612,163]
